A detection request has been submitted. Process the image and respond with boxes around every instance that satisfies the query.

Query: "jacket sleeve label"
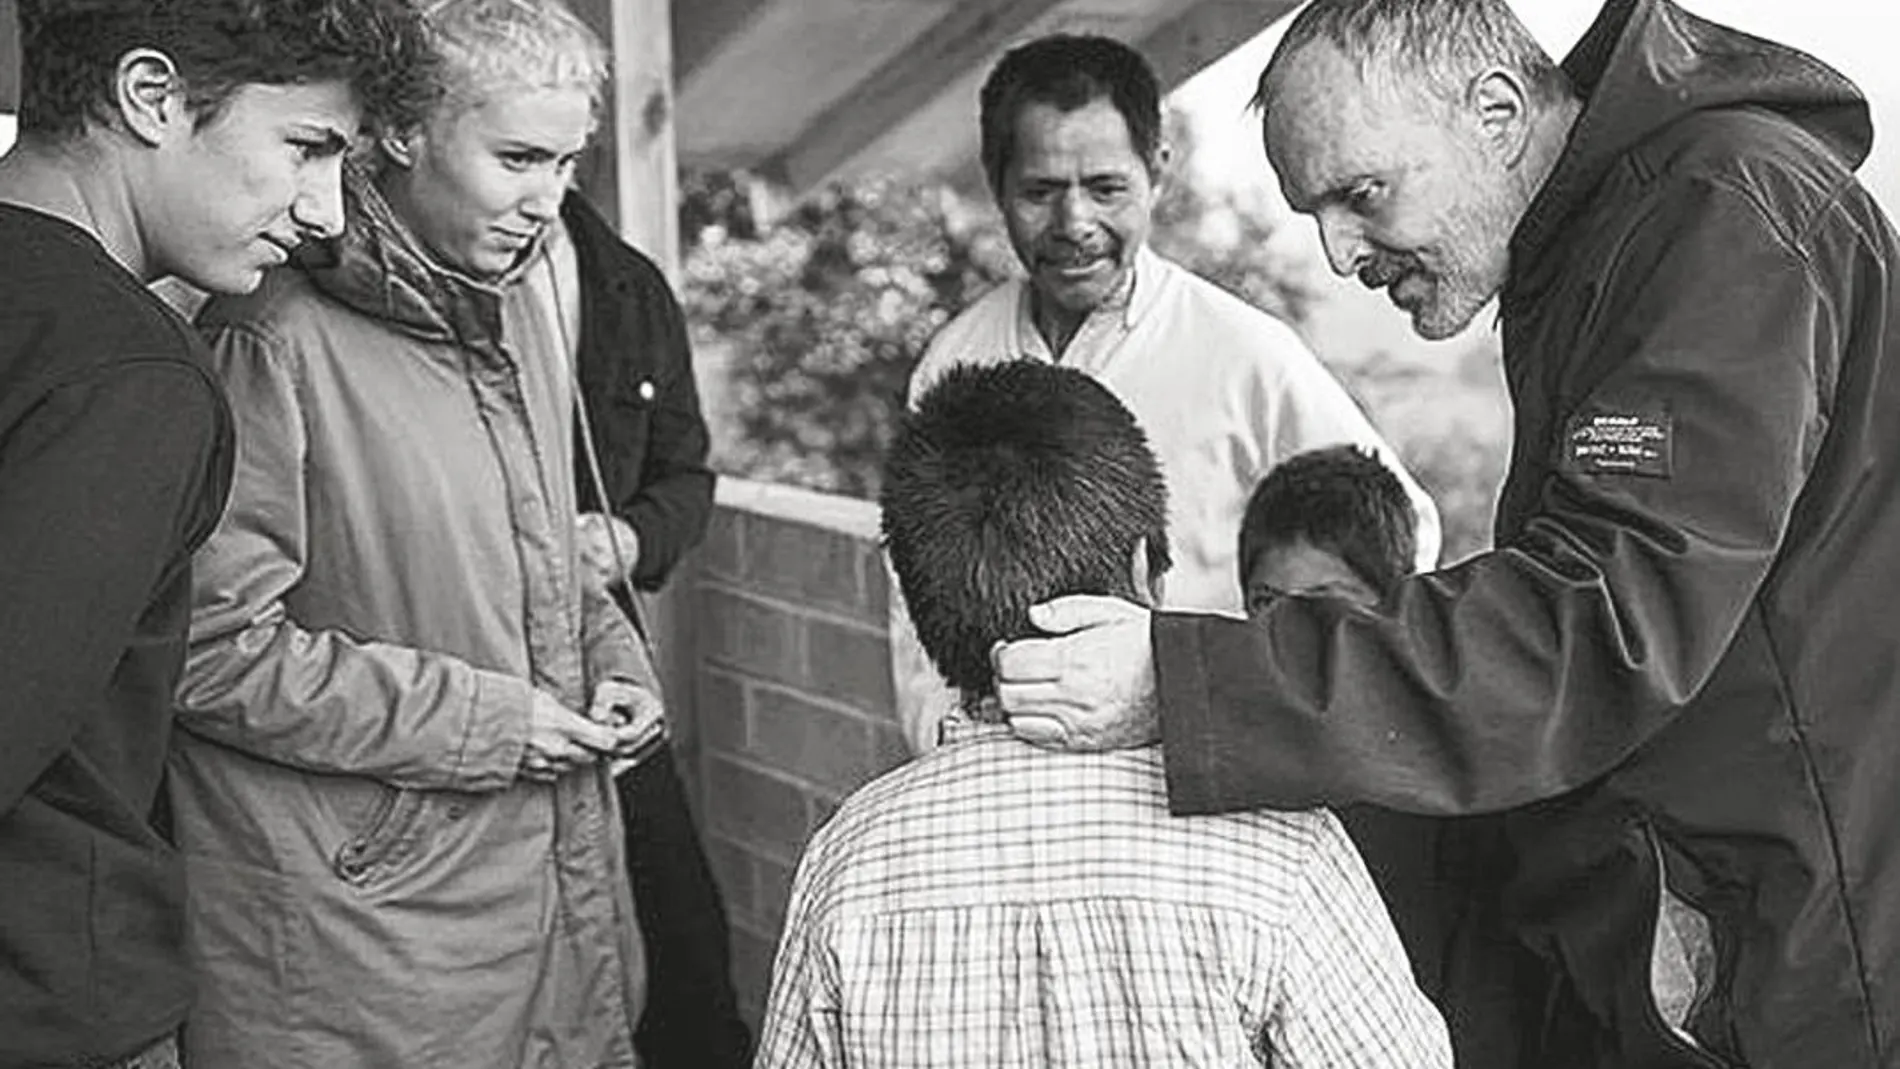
[1564,406,1673,478]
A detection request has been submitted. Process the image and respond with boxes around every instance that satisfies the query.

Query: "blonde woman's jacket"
[172,178,650,1069]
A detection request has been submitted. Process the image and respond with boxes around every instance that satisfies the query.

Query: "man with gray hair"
[991,1,1900,1066]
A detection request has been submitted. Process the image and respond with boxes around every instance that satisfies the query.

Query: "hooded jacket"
[173,178,650,1068]
[1152,1,1900,1065]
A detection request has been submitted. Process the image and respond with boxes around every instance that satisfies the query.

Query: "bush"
[679,130,1508,561]
[680,172,1012,498]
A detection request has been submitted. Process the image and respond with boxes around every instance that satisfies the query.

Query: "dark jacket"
[1152,1,1899,1065]
[564,196,714,594]
[0,206,233,1065]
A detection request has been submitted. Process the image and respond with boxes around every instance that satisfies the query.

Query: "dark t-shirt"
[0,204,233,1064]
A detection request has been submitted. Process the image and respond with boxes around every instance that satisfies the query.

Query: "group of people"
[763,3,1900,1069]
[2,1,745,1067]
[5,1,1900,1069]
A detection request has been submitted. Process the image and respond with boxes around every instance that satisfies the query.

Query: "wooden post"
[607,0,681,277]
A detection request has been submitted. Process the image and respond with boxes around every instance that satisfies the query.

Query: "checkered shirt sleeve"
[754,730,1449,1068]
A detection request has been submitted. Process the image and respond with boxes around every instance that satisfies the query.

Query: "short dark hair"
[978,33,1162,194]
[882,362,1171,700]
[18,0,437,141]
[1238,445,1416,598]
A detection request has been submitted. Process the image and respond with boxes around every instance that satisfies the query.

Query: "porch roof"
[0,0,1296,195]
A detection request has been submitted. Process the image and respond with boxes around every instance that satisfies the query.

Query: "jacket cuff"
[455,668,532,791]
[1155,611,1228,816]
[623,504,675,590]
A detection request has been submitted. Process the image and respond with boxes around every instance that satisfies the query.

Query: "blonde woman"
[173,2,667,1065]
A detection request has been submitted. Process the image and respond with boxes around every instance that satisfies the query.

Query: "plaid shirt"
[756,720,1450,1068]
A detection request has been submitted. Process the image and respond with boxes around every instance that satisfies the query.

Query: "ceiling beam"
[672,0,773,83]
[1137,0,1297,90]
[763,0,1071,195]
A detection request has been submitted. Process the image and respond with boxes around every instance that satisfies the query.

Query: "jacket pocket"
[331,785,432,887]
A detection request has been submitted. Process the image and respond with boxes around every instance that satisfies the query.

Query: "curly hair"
[882,362,1171,700]
[18,0,438,140]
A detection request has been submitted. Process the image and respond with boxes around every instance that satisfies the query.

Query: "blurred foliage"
[680,171,1011,497]
[678,110,1508,562]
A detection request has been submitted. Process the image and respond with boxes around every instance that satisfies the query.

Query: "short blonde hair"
[419,0,609,115]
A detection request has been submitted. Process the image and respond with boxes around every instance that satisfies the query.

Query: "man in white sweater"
[891,33,1439,751]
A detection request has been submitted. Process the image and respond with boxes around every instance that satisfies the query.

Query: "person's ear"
[381,132,417,168]
[114,49,184,147]
[1147,140,1174,205]
[1470,66,1532,167]
[1128,538,1162,608]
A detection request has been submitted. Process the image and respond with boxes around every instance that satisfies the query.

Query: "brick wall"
[690,478,910,1030]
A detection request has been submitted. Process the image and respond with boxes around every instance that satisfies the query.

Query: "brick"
[749,686,879,796]
[699,586,803,686]
[695,667,749,758]
[701,507,744,580]
[702,833,757,923]
[756,853,798,932]
[703,755,818,863]
[802,617,895,714]
[741,514,866,621]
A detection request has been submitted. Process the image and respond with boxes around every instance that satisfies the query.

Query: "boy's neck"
[0,136,152,280]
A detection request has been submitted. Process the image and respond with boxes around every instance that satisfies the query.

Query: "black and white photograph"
[2,1,1896,1066]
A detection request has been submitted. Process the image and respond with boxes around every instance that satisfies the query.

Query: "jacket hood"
[296,163,540,353]
[1512,0,1870,267]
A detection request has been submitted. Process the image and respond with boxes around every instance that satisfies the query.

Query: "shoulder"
[1195,800,1342,863]
[562,194,679,302]
[1153,256,1320,379]
[926,279,1019,351]
[194,268,346,365]
[1624,108,1866,243]
[793,734,1024,878]
[0,226,220,407]
[910,280,1022,402]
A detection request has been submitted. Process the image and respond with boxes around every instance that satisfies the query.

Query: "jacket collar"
[1508,0,1869,292]
[300,163,549,354]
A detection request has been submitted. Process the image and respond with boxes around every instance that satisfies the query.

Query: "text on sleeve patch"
[1564,406,1673,478]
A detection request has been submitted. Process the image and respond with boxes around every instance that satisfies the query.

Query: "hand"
[993,595,1160,752]
[577,512,640,591]
[588,676,668,774]
[520,688,620,783]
